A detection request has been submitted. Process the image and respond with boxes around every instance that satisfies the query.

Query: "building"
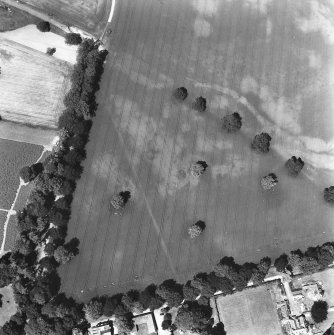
[88,320,113,335]
[131,312,157,335]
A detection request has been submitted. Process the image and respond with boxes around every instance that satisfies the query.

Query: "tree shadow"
[120,191,131,205]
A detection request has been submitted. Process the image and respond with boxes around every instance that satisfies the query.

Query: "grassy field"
[0,1,38,32]
[0,211,7,249]
[0,285,17,326]
[21,0,111,36]
[216,285,282,335]
[60,0,334,302]
[0,38,72,128]
[0,138,43,209]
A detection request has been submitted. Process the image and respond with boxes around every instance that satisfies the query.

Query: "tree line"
[0,38,107,335]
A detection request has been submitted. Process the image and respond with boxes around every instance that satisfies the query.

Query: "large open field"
[0,38,72,128]
[60,0,334,302]
[18,0,111,37]
[215,285,282,335]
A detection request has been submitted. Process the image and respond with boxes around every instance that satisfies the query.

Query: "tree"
[121,290,145,314]
[251,132,272,153]
[46,47,56,56]
[36,21,51,32]
[188,220,206,239]
[222,112,242,132]
[193,96,207,112]
[183,281,200,301]
[274,254,288,272]
[53,239,79,265]
[285,156,304,176]
[138,284,164,311]
[324,186,334,203]
[261,173,278,190]
[172,87,188,101]
[110,191,131,210]
[19,163,43,183]
[174,301,211,333]
[84,298,104,321]
[190,161,208,177]
[156,279,184,308]
[191,273,215,297]
[65,33,82,45]
[311,300,328,323]
[162,313,172,330]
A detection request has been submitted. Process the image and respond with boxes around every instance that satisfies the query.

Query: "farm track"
[60,0,334,301]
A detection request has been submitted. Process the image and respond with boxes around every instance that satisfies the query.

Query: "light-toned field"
[21,0,110,36]
[60,0,334,302]
[216,285,282,335]
[0,285,17,326]
[0,38,72,128]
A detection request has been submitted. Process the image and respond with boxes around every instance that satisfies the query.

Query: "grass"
[60,0,334,302]
[0,211,7,249]
[0,138,43,209]
[4,214,18,251]
[215,285,282,335]
[21,0,111,36]
[0,285,17,327]
[0,38,72,128]
[0,1,39,32]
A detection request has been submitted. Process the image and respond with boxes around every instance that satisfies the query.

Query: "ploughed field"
[0,38,72,128]
[21,0,111,36]
[60,0,334,301]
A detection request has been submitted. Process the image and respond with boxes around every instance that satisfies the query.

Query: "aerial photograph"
[0,0,334,334]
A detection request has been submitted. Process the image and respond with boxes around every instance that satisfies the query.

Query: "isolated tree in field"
[54,246,74,264]
[188,220,206,239]
[172,87,188,101]
[285,156,304,176]
[36,21,51,32]
[324,186,334,203]
[193,96,207,112]
[110,191,131,210]
[46,47,56,56]
[251,132,272,153]
[222,112,242,132]
[65,33,82,45]
[311,300,328,323]
[261,173,278,190]
[84,298,104,321]
[190,161,208,177]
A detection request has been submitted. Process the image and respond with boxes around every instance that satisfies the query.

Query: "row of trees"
[0,39,108,335]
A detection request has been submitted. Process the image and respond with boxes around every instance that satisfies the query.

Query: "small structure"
[88,320,113,335]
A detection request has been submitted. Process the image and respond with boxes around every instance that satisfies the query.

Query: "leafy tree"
[19,163,43,183]
[222,112,242,132]
[138,284,164,311]
[173,87,188,101]
[65,33,82,45]
[300,256,321,274]
[54,239,79,265]
[251,132,272,153]
[183,281,200,301]
[121,290,145,314]
[324,186,334,203]
[46,47,56,56]
[162,313,172,330]
[191,273,215,297]
[193,96,207,112]
[0,263,15,287]
[174,301,211,333]
[274,254,288,272]
[288,250,303,273]
[251,257,271,285]
[103,294,123,317]
[0,318,25,335]
[14,234,35,256]
[311,300,328,323]
[38,257,58,272]
[285,156,304,176]
[110,191,131,210]
[84,298,104,321]
[190,161,208,177]
[36,21,50,32]
[156,279,184,307]
[261,173,278,190]
[188,220,206,239]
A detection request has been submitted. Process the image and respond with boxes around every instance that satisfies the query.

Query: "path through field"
[60,0,334,302]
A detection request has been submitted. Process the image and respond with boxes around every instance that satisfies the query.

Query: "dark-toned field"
[60,0,334,302]
[0,138,43,209]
